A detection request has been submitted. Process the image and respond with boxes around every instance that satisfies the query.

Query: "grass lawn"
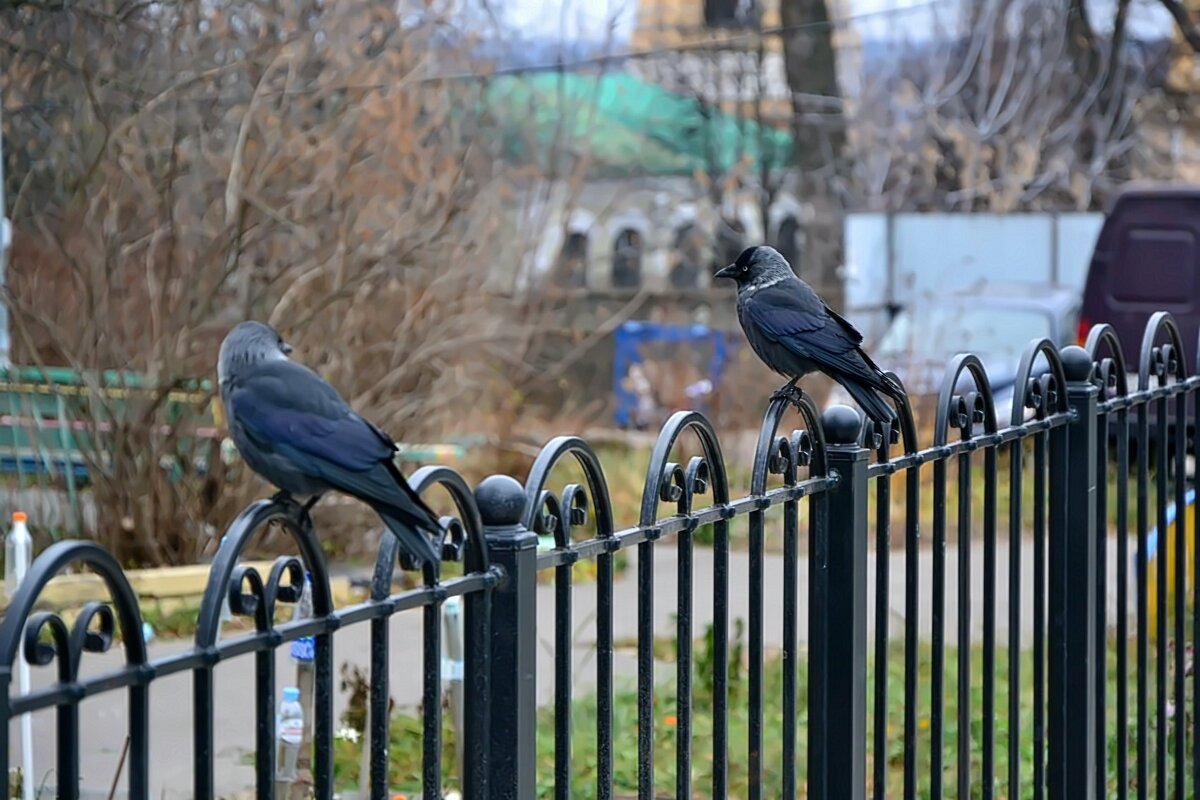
[331,620,1192,799]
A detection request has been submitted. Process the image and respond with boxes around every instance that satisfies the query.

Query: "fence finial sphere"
[475,474,527,527]
[821,404,862,445]
[1059,345,1094,382]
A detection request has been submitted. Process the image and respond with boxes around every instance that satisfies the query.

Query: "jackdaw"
[715,245,903,426]
[218,321,442,569]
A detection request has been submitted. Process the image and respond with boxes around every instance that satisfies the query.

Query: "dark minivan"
[1079,183,1200,445]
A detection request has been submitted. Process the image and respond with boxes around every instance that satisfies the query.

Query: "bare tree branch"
[1161,0,1200,52]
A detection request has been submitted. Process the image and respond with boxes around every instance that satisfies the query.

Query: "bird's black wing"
[746,281,882,385]
[225,360,441,532]
[227,361,394,470]
[822,304,865,346]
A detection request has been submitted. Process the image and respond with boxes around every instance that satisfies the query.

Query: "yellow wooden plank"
[0,561,356,611]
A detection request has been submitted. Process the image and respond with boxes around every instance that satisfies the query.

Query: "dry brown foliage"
[1,0,533,564]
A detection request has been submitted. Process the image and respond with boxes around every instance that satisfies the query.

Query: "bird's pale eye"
[741,265,748,272]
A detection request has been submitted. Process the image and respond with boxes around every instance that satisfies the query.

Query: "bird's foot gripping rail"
[769,382,806,409]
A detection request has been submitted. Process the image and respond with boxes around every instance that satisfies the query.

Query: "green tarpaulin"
[481,71,794,176]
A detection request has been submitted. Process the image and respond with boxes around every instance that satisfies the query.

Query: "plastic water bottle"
[5,511,30,599]
[276,686,304,780]
[216,535,232,626]
[289,572,315,664]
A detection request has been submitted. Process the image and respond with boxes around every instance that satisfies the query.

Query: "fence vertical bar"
[956,431,973,800]
[808,405,867,800]
[477,474,537,800]
[1047,346,1098,798]
[1173,384,1187,799]
[1034,425,1048,800]
[637,534,655,800]
[712,513,729,800]
[555,551,573,800]
[193,664,216,799]
[748,501,764,800]
[1155,389,1168,800]
[598,542,615,800]
[1116,401,1129,800]
[932,442,949,800]
[677,524,694,800]
[423,597,444,798]
[1137,390,1150,800]
[1095,386,1109,800]
[783,469,800,800]
[1194,376,1200,800]
[872,434,890,800]
[903,451,921,800]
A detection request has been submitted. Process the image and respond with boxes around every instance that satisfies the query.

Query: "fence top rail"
[1,552,502,717]
[1096,374,1200,413]
[533,473,840,571]
[865,412,1075,478]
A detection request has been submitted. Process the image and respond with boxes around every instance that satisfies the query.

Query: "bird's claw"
[269,489,293,506]
[770,384,805,408]
[397,553,424,572]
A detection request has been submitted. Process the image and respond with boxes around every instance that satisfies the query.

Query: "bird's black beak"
[714,263,737,281]
[280,341,293,355]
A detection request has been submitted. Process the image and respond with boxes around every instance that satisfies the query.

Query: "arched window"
[670,223,706,289]
[714,216,745,268]
[774,215,801,275]
[556,230,589,288]
[612,228,644,289]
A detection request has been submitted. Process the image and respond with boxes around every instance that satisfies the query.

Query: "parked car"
[1078,184,1200,449]
[826,283,1081,425]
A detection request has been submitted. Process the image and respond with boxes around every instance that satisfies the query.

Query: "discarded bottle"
[4,512,30,599]
[276,686,304,781]
[289,572,315,664]
[216,535,232,626]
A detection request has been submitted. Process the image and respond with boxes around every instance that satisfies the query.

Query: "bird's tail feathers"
[879,372,908,406]
[379,508,442,570]
[839,379,899,427]
[383,460,443,531]
[378,461,444,569]
[856,350,907,401]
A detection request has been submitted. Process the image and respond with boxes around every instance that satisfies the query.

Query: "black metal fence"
[3,311,1200,799]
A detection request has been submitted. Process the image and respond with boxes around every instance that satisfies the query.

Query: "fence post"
[476,474,537,800]
[1048,345,1099,797]
[809,404,869,800]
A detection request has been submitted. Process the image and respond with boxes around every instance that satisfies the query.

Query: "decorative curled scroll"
[640,410,731,527]
[523,436,615,543]
[196,496,333,648]
[751,393,827,497]
[933,354,999,446]
[1138,311,1189,391]
[1085,324,1130,400]
[0,540,148,681]
[654,456,713,518]
[372,465,486,600]
[1009,338,1070,427]
[227,557,306,632]
[530,485,592,544]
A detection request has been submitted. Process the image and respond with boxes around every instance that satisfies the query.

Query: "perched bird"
[217,321,442,569]
[715,245,903,426]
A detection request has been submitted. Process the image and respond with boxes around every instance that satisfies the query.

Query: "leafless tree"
[1,0,537,564]
[845,0,1161,213]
